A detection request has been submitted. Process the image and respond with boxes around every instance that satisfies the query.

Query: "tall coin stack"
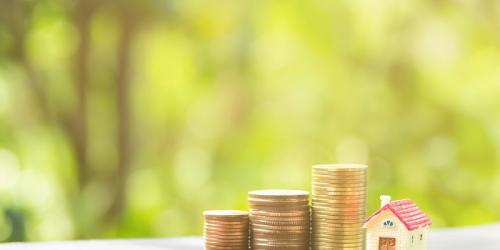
[311,164,367,249]
[248,190,310,250]
[203,210,249,250]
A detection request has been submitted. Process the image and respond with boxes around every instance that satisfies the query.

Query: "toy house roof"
[363,199,431,231]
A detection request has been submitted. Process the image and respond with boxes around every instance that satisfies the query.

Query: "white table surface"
[0,223,499,250]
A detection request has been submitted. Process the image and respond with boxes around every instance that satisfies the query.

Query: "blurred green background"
[0,0,500,242]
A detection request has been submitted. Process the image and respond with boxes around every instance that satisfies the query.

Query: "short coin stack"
[248,190,310,250]
[311,164,367,249]
[203,210,249,250]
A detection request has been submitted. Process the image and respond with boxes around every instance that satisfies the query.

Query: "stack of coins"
[248,190,310,250]
[203,210,249,250]
[311,163,367,249]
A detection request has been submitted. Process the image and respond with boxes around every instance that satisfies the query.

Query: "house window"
[383,220,394,227]
[420,234,423,240]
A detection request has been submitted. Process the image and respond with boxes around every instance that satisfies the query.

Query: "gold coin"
[312,168,366,173]
[251,236,309,242]
[204,223,248,228]
[250,210,309,216]
[312,188,366,193]
[312,168,367,173]
[203,219,248,224]
[249,198,309,205]
[249,204,309,211]
[311,212,365,218]
[251,228,309,234]
[313,197,365,201]
[311,225,362,231]
[204,221,248,229]
[312,220,364,225]
[312,204,365,210]
[204,228,248,233]
[312,193,366,198]
[205,241,248,244]
[205,245,248,249]
[312,178,365,183]
[252,242,309,248]
[311,227,363,233]
[313,163,367,170]
[203,225,248,230]
[248,190,309,199]
[203,210,248,217]
[251,224,310,230]
[313,239,363,243]
[204,231,248,235]
[312,176,366,181]
[311,220,362,225]
[311,215,365,221]
[311,236,364,242]
[204,238,248,243]
[311,216,365,222]
[203,233,248,238]
[251,237,309,243]
[312,204,364,209]
[312,240,363,244]
[311,240,363,245]
[311,206,365,212]
[312,173,366,179]
[251,217,310,222]
[312,197,366,202]
[252,234,308,238]
[249,216,309,222]
[312,182,366,187]
[312,190,367,194]
[252,242,309,247]
[251,229,309,235]
[312,185,366,190]
[203,218,248,223]
[312,173,366,178]
[312,198,365,203]
[205,244,248,249]
[311,219,363,225]
[311,212,363,217]
[312,243,363,249]
[205,246,248,250]
[312,192,366,198]
[311,233,363,239]
[312,203,364,207]
[312,246,363,250]
[312,175,366,179]
[204,229,248,234]
[204,235,248,240]
[310,228,362,234]
[311,175,366,180]
[250,219,309,227]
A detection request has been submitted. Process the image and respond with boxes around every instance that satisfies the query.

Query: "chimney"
[380,195,391,208]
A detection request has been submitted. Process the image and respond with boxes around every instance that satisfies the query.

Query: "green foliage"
[0,0,499,242]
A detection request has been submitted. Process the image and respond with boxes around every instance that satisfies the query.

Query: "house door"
[379,237,396,250]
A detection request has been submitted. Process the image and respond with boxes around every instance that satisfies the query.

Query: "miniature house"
[363,195,431,250]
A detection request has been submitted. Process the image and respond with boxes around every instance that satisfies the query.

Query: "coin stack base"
[203,210,249,250]
[311,163,367,250]
[248,190,310,250]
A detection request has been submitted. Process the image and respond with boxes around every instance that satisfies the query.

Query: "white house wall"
[364,210,408,250]
[407,227,427,250]
[364,209,428,250]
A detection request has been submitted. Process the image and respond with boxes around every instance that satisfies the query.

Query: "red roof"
[363,199,431,231]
